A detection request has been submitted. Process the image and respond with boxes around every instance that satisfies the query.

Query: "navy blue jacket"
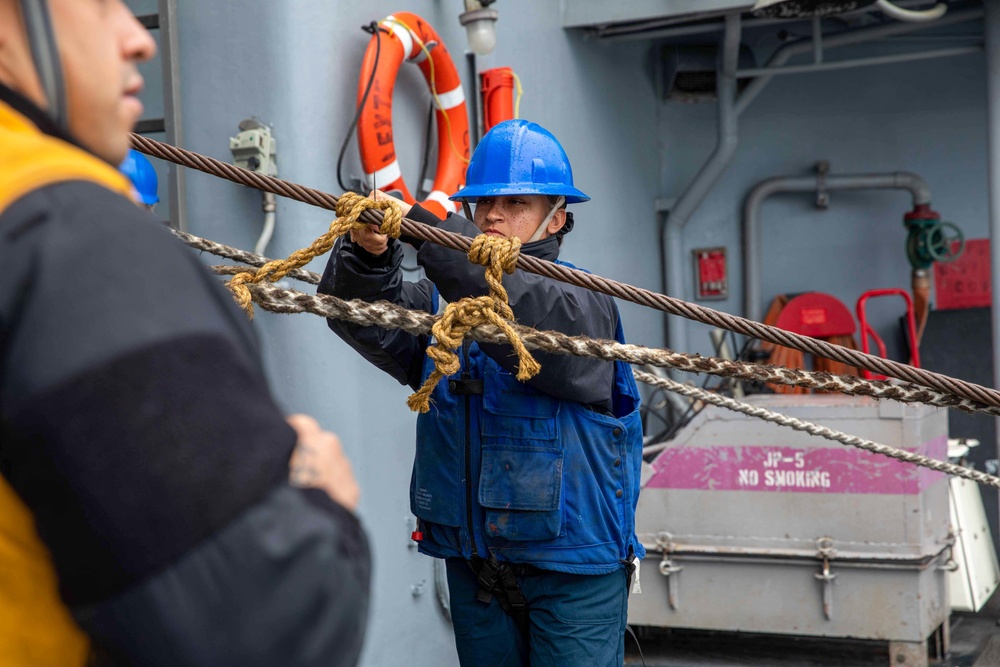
[320,206,644,572]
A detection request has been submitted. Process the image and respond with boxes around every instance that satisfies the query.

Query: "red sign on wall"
[934,239,991,310]
[694,247,727,300]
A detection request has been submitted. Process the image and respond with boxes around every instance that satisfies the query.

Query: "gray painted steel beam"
[158,0,186,232]
[562,0,753,29]
[736,45,982,78]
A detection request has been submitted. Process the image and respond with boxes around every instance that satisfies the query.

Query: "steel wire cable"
[131,133,1000,409]
[237,279,1000,488]
[211,274,1000,419]
[633,369,1000,490]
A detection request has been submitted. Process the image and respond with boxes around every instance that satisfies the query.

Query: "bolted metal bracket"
[814,160,830,209]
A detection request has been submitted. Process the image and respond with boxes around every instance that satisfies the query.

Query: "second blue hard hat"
[119,149,160,206]
[451,119,590,204]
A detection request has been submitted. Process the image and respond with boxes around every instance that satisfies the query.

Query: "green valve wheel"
[905,209,965,270]
[925,221,964,263]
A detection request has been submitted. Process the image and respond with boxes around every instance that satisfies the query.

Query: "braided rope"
[242,282,1000,418]
[407,235,540,412]
[245,280,1000,487]
[131,134,1000,409]
[164,227,1000,420]
[226,192,402,317]
[633,369,1000,489]
[170,229,324,285]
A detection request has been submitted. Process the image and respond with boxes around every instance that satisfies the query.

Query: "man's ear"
[546,208,567,235]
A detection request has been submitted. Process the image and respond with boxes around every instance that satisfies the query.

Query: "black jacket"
[0,83,369,667]
[319,204,617,412]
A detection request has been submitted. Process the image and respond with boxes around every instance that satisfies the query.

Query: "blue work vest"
[411,274,645,575]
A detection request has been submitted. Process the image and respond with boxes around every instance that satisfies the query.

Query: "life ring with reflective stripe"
[356,13,469,219]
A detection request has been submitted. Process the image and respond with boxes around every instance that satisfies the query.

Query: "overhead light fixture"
[752,0,946,21]
[460,0,499,55]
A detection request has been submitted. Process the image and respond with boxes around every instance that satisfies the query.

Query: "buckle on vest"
[448,379,484,395]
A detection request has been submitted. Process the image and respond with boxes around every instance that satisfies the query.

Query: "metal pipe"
[641,553,946,571]
[642,542,947,564]
[984,0,1000,528]
[736,45,981,79]
[735,6,984,116]
[661,12,740,357]
[875,0,948,23]
[465,51,481,149]
[743,171,932,323]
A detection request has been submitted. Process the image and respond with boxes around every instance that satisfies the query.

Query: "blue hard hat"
[119,149,160,205]
[451,119,590,204]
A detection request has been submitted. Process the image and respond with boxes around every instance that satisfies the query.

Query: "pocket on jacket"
[479,445,564,541]
[481,362,559,441]
[479,359,564,541]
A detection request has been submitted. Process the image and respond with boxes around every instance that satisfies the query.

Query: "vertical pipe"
[984,1,1000,488]
[662,12,740,357]
[812,16,823,64]
[466,51,481,149]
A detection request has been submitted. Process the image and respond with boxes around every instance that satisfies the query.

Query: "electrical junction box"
[229,121,277,177]
[693,247,727,300]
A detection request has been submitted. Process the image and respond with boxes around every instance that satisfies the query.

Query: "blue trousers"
[445,558,629,667]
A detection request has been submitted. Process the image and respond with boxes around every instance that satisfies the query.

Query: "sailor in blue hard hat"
[119,148,159,212]
[321,118,644,667]
[451,118,588,245]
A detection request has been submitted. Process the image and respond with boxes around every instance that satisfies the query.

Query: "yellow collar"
[0,98,135,215]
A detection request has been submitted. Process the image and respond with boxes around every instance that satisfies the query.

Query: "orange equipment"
[356,13,469,219]
[480,67,516,133]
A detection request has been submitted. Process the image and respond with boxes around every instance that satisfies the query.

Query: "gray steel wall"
[122,1,989,663]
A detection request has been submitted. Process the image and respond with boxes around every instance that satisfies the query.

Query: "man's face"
[473,195,565,244]
[49,0,156,164]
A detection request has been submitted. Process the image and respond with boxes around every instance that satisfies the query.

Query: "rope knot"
[407,234,540,413]
[334,191,403,239]
[468,234,520,274]
[227,192,402,318]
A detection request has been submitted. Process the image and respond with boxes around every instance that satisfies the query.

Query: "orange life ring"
[356,13,470,219]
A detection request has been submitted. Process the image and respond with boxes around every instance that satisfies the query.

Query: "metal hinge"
[656,532,684,611]
[814,536,837,620]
